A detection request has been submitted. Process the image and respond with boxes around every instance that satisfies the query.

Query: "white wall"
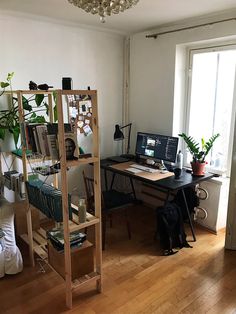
[129,16,236,153]
[0,12,126,197]
[0,12,125,158]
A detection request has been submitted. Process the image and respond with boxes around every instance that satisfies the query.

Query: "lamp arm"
[120,123,132,155]
[120,123,132,130]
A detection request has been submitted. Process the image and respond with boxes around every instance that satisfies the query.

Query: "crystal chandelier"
[67,0,140,23]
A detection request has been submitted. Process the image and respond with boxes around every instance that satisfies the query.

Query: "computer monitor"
[135,132,179,163]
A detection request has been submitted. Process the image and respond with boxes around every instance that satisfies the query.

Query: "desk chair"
[83,171,134,250]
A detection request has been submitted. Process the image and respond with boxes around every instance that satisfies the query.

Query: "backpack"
[174,187,200,221]
[156,202,192,256]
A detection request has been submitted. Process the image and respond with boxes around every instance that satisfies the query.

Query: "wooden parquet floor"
[1,205,236,314]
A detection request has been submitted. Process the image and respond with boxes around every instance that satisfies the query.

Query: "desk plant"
[179,133,220,176]
[0,72,55,149]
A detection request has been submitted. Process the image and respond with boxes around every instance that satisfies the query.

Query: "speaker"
[62,77,72,90]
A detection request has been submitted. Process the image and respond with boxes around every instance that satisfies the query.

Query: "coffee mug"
[174,168,182,179]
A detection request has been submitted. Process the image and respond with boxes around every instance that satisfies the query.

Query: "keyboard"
[125,167,143,174]
[129,164,159,173]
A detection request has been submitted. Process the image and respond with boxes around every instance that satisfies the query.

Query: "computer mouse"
[160,170,168,174]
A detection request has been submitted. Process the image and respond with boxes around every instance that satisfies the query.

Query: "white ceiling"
[1,0,236,35]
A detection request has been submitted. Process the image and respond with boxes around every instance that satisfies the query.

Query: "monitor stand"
[160,160,167,170]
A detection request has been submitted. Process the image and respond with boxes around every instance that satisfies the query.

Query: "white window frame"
[184,43,236,177]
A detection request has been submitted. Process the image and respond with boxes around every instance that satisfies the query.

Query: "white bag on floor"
[0,249,4,278]
[0,200,23,276]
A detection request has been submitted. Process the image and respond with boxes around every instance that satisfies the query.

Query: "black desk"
[101,159,214,241]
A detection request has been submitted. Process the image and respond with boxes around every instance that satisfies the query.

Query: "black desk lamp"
[114,123,133,158]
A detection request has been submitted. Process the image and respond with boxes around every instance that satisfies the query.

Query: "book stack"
[47,228,86,251]
[3,170,24,196]
[25,179,73,222]
[25,123,80,161]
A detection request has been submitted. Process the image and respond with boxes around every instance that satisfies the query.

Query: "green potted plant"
[0,72,57,150]
[178,133,220,176]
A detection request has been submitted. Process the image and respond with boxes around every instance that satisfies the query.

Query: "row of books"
[25,179,73,222]
[3,170,24,198]
[47,228,86,251]
[25,123,76,160]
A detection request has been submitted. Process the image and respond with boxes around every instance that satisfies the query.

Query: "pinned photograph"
[83,124,92,136]
[64,132,79,160]
[77,121,84,128]
[79,100,92,115]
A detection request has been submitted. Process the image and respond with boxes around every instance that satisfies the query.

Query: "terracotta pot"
[191,161,206,176]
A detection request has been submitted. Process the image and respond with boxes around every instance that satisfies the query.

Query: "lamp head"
[114,124,124,141]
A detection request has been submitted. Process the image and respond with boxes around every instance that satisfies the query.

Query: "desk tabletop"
[109,161,174,181]
[101,159,215,191]
[154,170,214,190]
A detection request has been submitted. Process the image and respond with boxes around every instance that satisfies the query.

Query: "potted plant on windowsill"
[178,133,220,176]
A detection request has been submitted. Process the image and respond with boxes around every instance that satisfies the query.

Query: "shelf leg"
[26,206,35,267]
[66,289,72,309]
[96,278,102,292]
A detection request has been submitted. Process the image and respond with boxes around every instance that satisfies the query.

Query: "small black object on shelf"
[29,81,53,91]
[62,77,72,90]
[29,81,38,90]
[37,83,53,90]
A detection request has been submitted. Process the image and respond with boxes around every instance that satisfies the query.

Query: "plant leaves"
[9,125,20,148]
[179,132,220,162]
[201,138,205,151]
[52,91,58,122]
[44,102,49,116]
[0,82,9,88]
[0,128,6,140]
[7,72,14,81]
[179,133,200,155]
[35,94,44,107]
[22,96,32,111]
[53,90,57,104]
[53,105,58,122]
[204,133,220,157]
[30,112,36,118]
[28,115,46,124]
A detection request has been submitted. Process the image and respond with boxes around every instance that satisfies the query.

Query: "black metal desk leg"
[110,173,116,190]
[181,189,196,242]
[129,177,137,201]
[104,169,108,191]
[164,190,170,206]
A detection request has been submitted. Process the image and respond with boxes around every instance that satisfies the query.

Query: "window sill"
[208,176,230,186]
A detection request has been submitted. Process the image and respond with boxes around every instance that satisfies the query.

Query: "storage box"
[48,240,94,280]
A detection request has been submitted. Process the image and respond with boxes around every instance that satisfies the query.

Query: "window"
[185,46,236,175]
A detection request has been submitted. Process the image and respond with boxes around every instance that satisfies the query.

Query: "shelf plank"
[72,272,101,291]
[61,90,97,96]
[20,232,47,260]
[32,230,47,246]
[67,156,99,167]
[69,215,100,232]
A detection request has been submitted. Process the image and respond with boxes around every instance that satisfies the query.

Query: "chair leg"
[125,208,131,240]
[109,213,113,228]
[102,213,107,250]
